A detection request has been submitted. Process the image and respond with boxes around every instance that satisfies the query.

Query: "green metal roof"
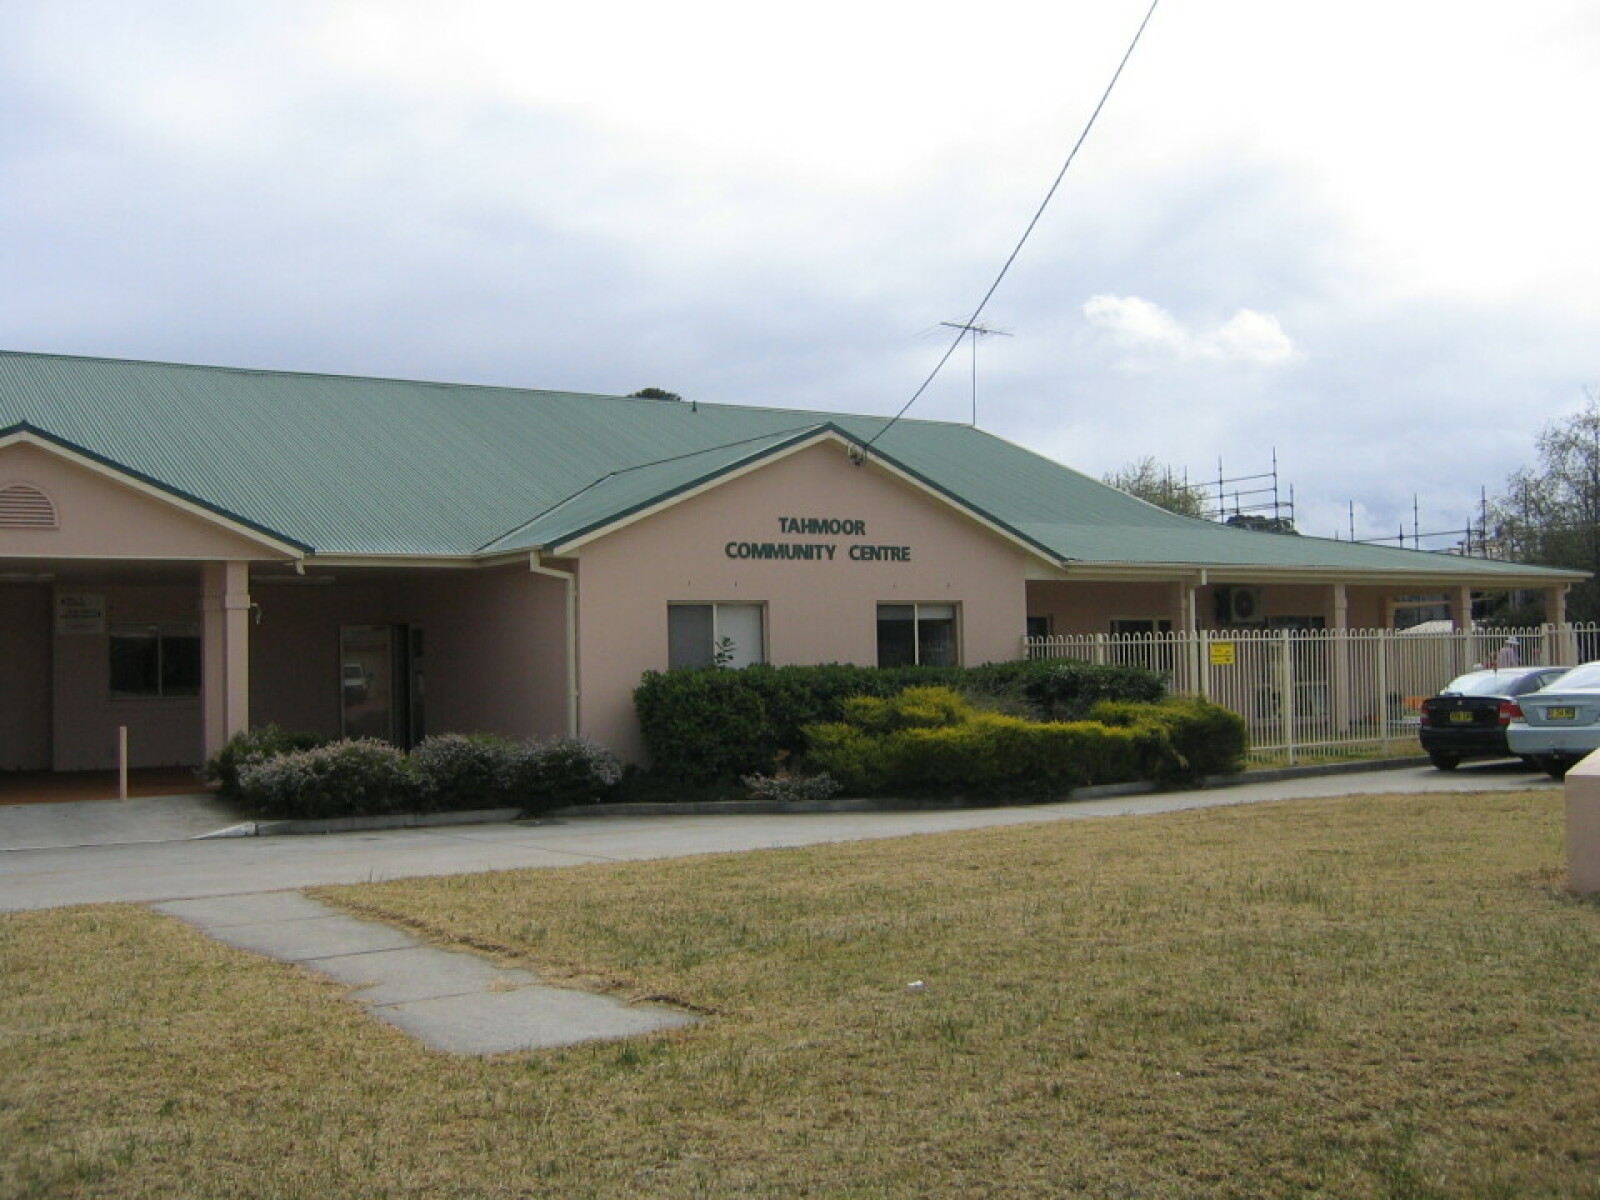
[0,350,1580,583]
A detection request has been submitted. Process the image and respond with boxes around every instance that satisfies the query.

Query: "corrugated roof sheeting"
[0,351,1581,582]
[481,427,825,554]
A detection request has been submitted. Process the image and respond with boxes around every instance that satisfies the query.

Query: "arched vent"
[0,483,58,529]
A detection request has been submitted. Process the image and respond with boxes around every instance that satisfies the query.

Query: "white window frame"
[668,602,767,669]
[876,603,960,668]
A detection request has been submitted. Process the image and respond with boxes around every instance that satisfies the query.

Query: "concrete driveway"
[0,761,1555,914]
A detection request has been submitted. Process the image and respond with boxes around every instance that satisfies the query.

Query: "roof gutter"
[1043,561,1586,586]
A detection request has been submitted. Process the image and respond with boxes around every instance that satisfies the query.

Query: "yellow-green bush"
[804,689,1247,797]
[1088,697,1249,784]
[839,686,974,733]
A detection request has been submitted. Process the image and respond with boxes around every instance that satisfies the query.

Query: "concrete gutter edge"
[205,757,1431,839]
[201,807,524,839]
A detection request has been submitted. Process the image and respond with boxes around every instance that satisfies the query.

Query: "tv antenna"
[938,320,1013,425]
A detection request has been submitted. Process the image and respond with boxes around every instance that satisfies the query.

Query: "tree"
[1488,387,1600,623]
[629,387,683,402]
[1101,456,1208,518]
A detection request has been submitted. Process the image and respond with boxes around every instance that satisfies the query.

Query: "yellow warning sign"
[1209,641,1237,666]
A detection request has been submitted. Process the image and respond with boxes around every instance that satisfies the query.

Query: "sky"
[2,1,1595,546]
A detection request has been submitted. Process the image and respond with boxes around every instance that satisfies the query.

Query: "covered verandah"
[0,555,574,777]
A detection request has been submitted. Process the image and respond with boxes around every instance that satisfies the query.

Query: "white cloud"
[1082,295,1297,367]
[1210,309,1297,365]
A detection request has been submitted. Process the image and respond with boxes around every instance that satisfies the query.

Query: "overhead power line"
[866,0,1162,450]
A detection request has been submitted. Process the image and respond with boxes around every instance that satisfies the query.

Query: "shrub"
[1087,696,1249,783]
[838,686,972,734]
[804,688,1246,797]
[1018,661,1167,721]
[205,725,329,802]
[633,660,1169,783]
[633,667,778,784]
[801,723,898,794]
[409,733,516,812]
[1158,696,1249,778]
[806,711,1145,798]
[236,738,415,820]
[740,771,844,803]
[505,737,624,812]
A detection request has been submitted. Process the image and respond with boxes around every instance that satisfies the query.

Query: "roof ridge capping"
[0,348,624,404]
[0,349,991,429]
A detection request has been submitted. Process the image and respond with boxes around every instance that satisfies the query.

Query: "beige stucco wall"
[249,583,396,738]
[52,584,203,770]
[573,441,1031,761]
[407,567,569,740]
[1028,582,1185,634]
[250,568,569,745]
[1,442,288,768]
[0,584,51,770]
[0,442,288,563]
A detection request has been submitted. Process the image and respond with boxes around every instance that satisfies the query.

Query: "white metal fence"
[1022,623,1600,766]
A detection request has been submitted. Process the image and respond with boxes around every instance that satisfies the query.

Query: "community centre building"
[0,350,1582,773]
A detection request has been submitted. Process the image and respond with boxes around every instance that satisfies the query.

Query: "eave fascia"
[292,551,526,571]
[1037,560,1586,587]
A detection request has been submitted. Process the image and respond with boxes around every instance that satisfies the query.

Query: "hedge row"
[207,727,623,821]
[802,687,1247,797]
[633,659,1167,784]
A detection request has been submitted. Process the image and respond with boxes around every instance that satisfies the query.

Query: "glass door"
[339,624,395,743]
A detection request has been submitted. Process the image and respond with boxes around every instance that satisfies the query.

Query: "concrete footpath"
[151,891,696,1054]
[0,759,1556,912]
[0,761,1557,1056]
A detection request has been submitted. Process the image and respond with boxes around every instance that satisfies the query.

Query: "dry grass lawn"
[3,789,1598,1199]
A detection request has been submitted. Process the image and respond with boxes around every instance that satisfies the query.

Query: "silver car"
[1505,660,1600,778]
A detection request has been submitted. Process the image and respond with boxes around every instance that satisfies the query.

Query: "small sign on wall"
[1209,641,1237,666]
[56,593,106,635]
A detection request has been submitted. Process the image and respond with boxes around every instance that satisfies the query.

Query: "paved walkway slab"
[152,892,696,1055]
[0,792,245,851]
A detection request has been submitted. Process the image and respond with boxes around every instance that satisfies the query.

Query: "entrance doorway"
[339,624,425,748]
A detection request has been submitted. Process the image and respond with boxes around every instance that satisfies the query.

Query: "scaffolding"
[1200,450,1297,530]
[1344,486,1494,557]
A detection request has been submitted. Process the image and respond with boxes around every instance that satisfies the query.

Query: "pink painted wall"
[0,585,51,770]
[407,568,569,739]
[1027,582,1183,634]
[574,441,1031,761]
[0,442,289,562]
[249,583,394,738]
[249,568,569,744]
[52,584,203,770]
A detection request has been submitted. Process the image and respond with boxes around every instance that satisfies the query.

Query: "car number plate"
[1547,706,1577,721]
[1448,711,1475,723]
